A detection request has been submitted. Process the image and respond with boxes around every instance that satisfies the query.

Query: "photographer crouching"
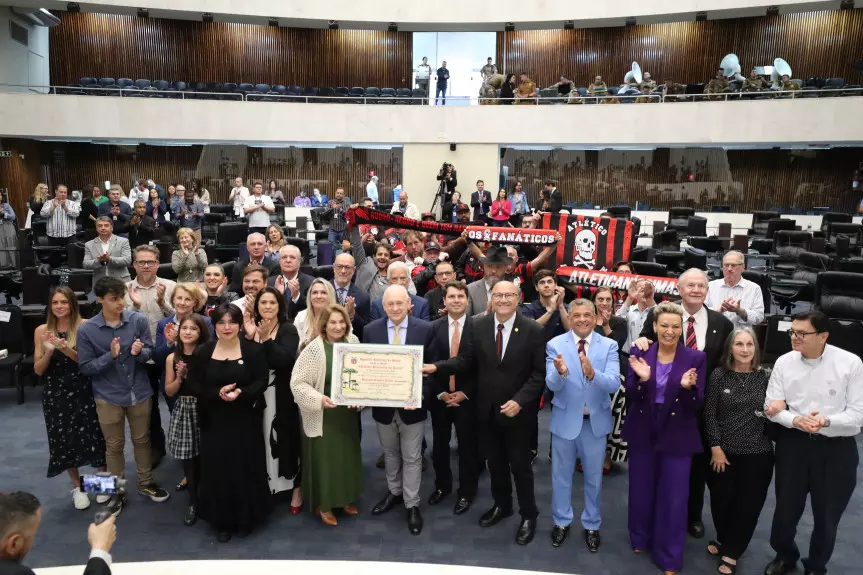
[0,491,116,575]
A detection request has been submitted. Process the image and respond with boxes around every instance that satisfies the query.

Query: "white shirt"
[766,344,863,437]
[494,313,517,359]
[617,302,654,352]
[682,305,708,351]
[231,295,248,313]
[366,181,379,203]
[706,277,764,327]
[244,194,274,228]
[230,186,250,216]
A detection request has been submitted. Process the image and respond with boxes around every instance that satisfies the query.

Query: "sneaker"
[72,488,91,510]
[138,483,170,502]
[96,494,111,504]
[107,492,127,517]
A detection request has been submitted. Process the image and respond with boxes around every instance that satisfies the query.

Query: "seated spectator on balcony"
[172,227,208,283]
[499,73,516,105]
[641,72,657,91]
[665,79,686,101]
[145,188,168,226]
[229,177,249,218]
[774,74,800,95]
[548,74,573,97]
[311,188,328,207]
[588,76,608,99]
[98,186,132,235]
[40,184,80,247]
[705,69,731,100]
[127,201,157,249]
[479,81,498,105]
[293,189,312,207]
[390,191,420,220]
[635,85,656,103]
[243,181,276,236]
[266,180,286,205]
[484,74,506,105]
[172,185,205,244]
[742,69,769,92]
[491,189,512,223]
[515,72,537,105]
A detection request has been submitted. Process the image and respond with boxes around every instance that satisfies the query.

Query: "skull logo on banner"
[573,228,597,268]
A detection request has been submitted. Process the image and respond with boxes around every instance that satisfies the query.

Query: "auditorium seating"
[816,271,863,321]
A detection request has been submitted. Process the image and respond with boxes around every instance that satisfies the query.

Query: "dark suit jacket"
[431,315,476,399]
[0,557,111,575]
[127,214,157,249]
[229,257,280,293]
[470,190,492,219]
[435,312,546,426]
[186,338,269,412]
[331,281,371,339]
[362,316,435,425]
[267,271,314,319]
[548,188,563,212]
[97,201,132,234]
[623,343,706,456]
[638,306,733,377]
[370,293,430,322]
[425,286,445,321]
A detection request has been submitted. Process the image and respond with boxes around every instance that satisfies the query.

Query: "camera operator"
[0,491,115,575]
[436,163,457,204]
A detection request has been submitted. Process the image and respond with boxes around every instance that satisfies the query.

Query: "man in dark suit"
[543,180,563,212]
[370,261,430,321]
[633,267,734,539]
[229,232,279,293]
[268,244,314,320]
[331,252,371,339]
[0,491,115,575]
[470,180,493,224]
[364,285,436,536]
[422,260,456,321]
[424,280,546,545]
[427,281,480,515]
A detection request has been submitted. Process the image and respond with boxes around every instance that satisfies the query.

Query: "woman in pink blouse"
[491,188,512,223]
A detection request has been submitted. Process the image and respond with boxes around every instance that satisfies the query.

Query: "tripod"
[430,177,447,219]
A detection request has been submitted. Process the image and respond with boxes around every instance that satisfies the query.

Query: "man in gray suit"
[83,216,132,290]
[467,246,513,317]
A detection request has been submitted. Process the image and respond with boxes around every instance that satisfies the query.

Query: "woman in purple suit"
[624,302,706,575]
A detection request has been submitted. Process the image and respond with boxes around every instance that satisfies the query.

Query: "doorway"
[413,32,496,106]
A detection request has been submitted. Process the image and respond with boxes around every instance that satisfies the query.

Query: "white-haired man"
[229,232,279,293]
[705,250,764,328]
[269,244,314,318]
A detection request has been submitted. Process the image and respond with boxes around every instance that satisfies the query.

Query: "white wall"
[0,8,50,92]
[403,144,500,213]
[1,92,862,146]
[4,0,840,28]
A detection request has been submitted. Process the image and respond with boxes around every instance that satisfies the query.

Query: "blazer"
[127,214,157,249]
[268,271,315,319]
[425,286,445,321]
[435,312,546,426]
[466,279,489,317]
[228,256,280,293]
[470,190,492,218]
[623,342,707,456]
[546,330,621,440]
[638,305,733,377]
[370,293,430,322]
[186,338,269,410]
[0,557,111,575]
[83,235,132,284]
[97,201,132,233]
[145,199,168,221]
[431,315,477,399]
[548,187,563,212]
[362,316,435,425]
[290,334,360,437]
[332,280,371,339]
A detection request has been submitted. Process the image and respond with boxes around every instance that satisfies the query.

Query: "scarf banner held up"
[540,212,634,270]
[464,226,558,246]
[556,267,680,297]
[346,207,466,235]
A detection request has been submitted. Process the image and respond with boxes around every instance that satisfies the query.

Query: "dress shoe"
[515,518,536,545]
[376,453,386,469]
[550,524,570,547]
[688,520,705,538]
[316,508,338,526]
[453,497,472,515]
[372,492,403,515]
[479,505,513,527]
[343,504,359,516]
[183,504,197,527]
[763,557,797,575]
[584,529,600,553]
[427,489,450,506]
[407,506,423,535]
[802,557,825,575]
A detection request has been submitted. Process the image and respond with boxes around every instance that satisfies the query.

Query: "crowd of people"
[8,182,862,575]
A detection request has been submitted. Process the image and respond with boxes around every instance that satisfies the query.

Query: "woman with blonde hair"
[290,304,363,525]
[34,287,106,509]
[28,183,50,228]
[172,227,208,282]
[293,278,337,349]
[265,224,287,262]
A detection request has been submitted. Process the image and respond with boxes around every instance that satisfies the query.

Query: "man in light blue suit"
[546,298,621,553]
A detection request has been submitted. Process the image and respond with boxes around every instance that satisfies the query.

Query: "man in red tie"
[632,267,733,539]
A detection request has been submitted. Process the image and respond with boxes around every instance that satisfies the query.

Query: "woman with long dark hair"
[491,188,512,223]
[34,287,106,509]
[266,180,285,205]
[499,74,516,105]
[187,304,271,542]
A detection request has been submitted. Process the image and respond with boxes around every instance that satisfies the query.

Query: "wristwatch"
[823,416,831,428]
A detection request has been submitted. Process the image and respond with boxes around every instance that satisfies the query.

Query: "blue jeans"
[435,86,447,105]
[328,229,345,247]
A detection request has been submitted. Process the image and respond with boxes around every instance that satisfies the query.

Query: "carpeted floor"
[2,388,861,575]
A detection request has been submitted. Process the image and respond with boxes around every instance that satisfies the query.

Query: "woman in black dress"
[34,287,105,509]
[243,287,302,512]
[499,73,516,104]
[187,304,271,542]
[592,286,628,472]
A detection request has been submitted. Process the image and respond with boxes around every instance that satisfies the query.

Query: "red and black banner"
[464,226,558,246]
[556,267,680,297]
[540,213,634,271]
[346,207,466,236]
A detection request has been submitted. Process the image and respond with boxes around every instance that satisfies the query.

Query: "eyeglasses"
[135,261,157,267]
[786,329,819,338]
[491,293,519,300]
[334,264,354,271]
[722,263,744,269]
[436,270,454,276]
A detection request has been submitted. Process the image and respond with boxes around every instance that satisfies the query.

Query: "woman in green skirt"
[290,304,363,525]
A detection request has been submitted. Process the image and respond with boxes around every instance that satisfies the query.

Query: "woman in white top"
[293,278,337,350]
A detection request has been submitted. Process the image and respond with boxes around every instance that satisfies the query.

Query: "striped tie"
[686,316,698,350]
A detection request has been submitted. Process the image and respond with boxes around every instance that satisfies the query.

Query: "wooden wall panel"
[500,147,862,213]
[50,13,413,88]
[0,139,45,222]
[497,9,863,87]
[33,143,403,206]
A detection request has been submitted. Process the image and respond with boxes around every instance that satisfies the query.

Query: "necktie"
[337,288,346,305]
[686,316,698,350]
[578,339,586,355]
[496,324,505,359]
[393,324,402,345]
[449,320,460,392]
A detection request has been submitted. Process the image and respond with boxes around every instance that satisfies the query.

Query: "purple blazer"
[623,342,706,456]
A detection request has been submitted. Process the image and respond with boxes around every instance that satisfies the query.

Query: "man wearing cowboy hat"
[467,245,513,317]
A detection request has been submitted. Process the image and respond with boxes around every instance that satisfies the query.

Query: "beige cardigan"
[290,333,360,437]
